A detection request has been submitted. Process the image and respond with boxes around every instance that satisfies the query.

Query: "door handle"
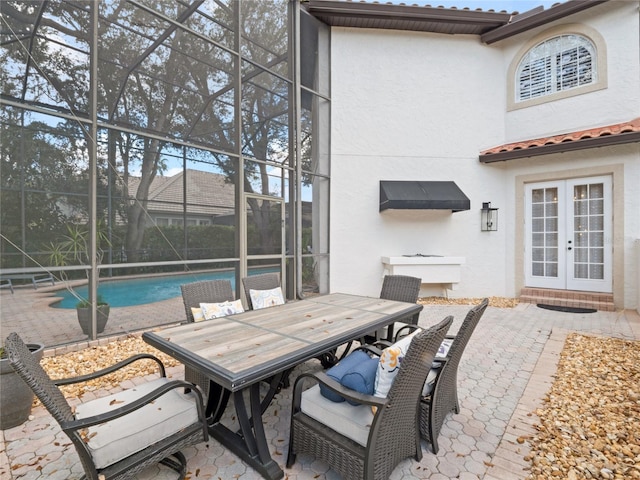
[568,240,572,251]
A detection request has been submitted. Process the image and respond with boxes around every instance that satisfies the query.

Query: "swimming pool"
[51,270,242,309]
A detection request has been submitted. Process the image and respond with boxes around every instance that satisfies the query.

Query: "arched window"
[516,34,597,102]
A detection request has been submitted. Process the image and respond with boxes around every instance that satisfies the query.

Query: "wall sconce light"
[481,202,498,231]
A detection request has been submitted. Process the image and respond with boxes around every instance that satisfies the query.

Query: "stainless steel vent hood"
[379,181,471,212]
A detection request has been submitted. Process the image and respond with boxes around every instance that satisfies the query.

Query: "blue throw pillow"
[341,357,380,405]
[319,350,370,402]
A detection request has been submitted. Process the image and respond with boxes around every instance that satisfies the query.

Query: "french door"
[525,176,612,292]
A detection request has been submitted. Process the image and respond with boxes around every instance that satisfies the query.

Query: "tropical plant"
[46,222,112,272]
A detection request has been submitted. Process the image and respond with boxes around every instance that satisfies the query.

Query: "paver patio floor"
[1,286,639,479]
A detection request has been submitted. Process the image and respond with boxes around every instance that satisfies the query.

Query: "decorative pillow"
[249,287,285,310]
[199,299,244,320]
[191,307,205,323]
[373,329,421,398]
[341,356,380,406]
[319,350,370,403]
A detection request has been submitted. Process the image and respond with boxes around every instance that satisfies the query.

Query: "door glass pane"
[575,248,588,263]
[589,184,603,199]
[589,199,603,214]
[532,188,544,202]
[590,215,604,231]
[590,264,604,279]
[574,263,588,278]
[532,218,544,232]
[589,248,604,263]
[532,204,544,218]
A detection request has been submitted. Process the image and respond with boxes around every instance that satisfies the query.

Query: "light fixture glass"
[481,202,499,231]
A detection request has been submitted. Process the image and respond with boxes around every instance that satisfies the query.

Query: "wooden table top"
[143,293,422,390]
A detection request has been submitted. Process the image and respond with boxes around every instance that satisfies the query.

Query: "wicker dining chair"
[180,279,234,402]
[286,316,453,480]
[181,279,234,322]
[363,274,422,344]
[419,298,489,453]
[241,272,281,310]
[4,332,208,480]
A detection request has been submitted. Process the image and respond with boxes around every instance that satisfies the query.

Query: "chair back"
[426,298,488,449]
[5,332,74,426]
[180,279,234,323]
[242,272,281,310]
[379,274,421,304]
[444,298,488,376]
[368,316,452,477]
[373,275,422,341]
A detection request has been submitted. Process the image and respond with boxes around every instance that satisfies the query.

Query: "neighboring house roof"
[128,169,235,216]
[479,118,640,163]
[305,0,607,43]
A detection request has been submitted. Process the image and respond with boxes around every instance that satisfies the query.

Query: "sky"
[416,1,561,13]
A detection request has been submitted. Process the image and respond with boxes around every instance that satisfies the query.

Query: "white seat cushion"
[74,378,199,469]
[300,384,374,447]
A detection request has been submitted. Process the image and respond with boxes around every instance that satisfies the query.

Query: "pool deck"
[1,284,639,479]
[0,281,186,352]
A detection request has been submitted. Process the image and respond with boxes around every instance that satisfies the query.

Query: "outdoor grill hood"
[379,181,471,212]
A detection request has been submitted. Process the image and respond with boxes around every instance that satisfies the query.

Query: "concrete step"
[519,287,615,312]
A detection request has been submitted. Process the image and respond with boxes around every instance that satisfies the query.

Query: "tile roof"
[479,117,640,163]
[128,169,235,216]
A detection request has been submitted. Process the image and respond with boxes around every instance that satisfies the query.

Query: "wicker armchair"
[286,316,453,480]
[241,272,281,309]
[419,298,489,453]
[180,279,234,404]
[4,332,208,480]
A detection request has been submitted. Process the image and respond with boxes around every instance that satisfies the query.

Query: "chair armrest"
[61,379,206,431]
[394,324,421,342]
[54,354,166,386]
[293,371,388,410]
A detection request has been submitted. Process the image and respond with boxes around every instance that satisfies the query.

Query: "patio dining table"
[142,292,423,480]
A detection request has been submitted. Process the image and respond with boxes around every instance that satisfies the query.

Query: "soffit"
[479,118,640,163]
[305,0,607,41]
[305,0,511,35]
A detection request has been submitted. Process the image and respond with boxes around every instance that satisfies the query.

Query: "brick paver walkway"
[1,286,639,479]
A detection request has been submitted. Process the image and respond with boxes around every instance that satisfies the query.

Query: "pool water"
[51,271,240,309]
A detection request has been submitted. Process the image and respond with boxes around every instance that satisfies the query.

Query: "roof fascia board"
[479,131,640,163]
[306,0,512,26]
[481,0,609,44]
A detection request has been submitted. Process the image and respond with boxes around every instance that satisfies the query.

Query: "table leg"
[208,372,286,480]
[206,380,231,424]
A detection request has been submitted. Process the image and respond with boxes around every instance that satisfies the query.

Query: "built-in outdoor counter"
[382,255,466,290]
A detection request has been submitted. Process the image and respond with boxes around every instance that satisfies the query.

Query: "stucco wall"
[330,28,508,298]
[328,5,640,309]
